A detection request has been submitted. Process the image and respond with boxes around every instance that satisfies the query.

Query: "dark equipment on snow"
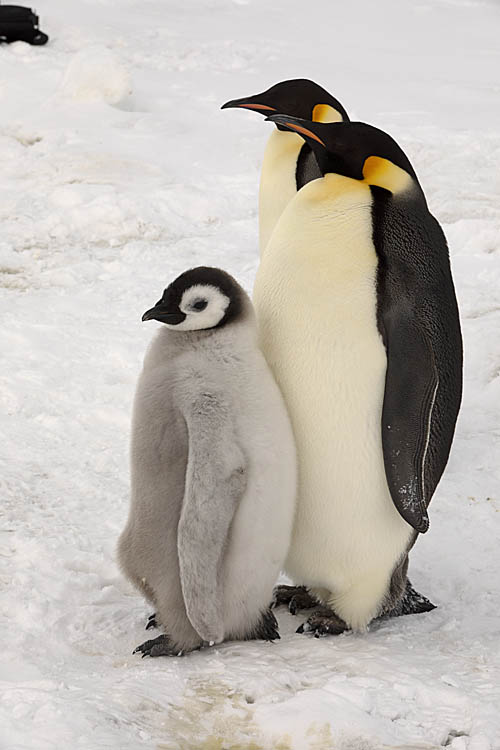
[0,5,48,45]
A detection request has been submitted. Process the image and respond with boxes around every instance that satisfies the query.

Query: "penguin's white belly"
[281,319,412,617]
[254,177,412,628]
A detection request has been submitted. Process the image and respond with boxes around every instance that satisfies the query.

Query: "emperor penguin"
[253,116,462,635]
[221,79,349,253]
[118,267,296,656]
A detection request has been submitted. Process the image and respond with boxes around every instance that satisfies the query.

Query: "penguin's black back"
[296,145,323,190]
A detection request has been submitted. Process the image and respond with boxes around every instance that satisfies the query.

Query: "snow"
[59,47,132,104]
[1,0,499,748]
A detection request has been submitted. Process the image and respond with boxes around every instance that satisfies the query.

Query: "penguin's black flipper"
[373,188,463,534]
[380,312,438,533]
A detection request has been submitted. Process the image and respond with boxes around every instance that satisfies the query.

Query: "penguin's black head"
[221,79,349,127]
[266,115,422,195]
[142,267,249,332]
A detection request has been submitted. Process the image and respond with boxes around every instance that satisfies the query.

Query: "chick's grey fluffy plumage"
[118,268,296,655]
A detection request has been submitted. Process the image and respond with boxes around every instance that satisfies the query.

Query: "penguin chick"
[222,79,349,253]
[118,267,297,657]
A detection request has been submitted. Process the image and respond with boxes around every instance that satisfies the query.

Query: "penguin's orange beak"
[221,97,276,114]
[281,122,325,145]
[266,114,326,146]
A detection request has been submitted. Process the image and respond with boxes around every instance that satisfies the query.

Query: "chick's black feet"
[245,607,280,642]
[271,585,320,615]
[296,607,348,637]
[133,634,178,658]
[145,612,158,630]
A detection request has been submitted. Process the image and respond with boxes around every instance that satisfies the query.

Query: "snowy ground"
[1,0,500,748]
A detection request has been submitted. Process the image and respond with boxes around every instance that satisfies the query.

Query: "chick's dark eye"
[192,299,208,312]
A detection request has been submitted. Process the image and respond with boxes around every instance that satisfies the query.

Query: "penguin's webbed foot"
[145,612,158,630]
[271,585,319,615]
[245,607,280,642]
[297,608,348,638]
[133,634,179,658]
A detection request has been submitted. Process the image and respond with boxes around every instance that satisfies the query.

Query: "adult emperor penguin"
[118,267,296,656]
[253,116,463,635]
[221,79,349,253]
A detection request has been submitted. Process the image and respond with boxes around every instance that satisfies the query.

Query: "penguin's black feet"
[246,607,280,642]
[271,585,320,615]
[133,634,178,658]
[297,608,348,638]
[383,580,437,619]
[145,612,158,630]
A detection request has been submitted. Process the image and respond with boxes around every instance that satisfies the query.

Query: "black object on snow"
[0,5,49,45]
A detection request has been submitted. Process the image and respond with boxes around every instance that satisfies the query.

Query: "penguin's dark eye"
[191,299,208,312]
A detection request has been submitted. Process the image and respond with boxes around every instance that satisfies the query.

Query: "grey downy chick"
[118,266,297,656]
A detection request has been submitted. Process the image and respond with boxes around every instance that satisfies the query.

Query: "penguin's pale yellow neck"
[259,129,304,254]
[258,105,345,256]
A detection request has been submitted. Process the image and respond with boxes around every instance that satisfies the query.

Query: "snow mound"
[60,47,132,106]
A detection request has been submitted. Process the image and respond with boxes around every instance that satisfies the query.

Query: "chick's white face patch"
[170,284,230,331]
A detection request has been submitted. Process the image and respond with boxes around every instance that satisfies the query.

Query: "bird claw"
[133,634,175,658]
[145,612,158,630]
[296,608,347,638]
[271,585,319,614]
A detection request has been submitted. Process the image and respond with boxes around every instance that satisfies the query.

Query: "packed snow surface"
[1,0,500,748]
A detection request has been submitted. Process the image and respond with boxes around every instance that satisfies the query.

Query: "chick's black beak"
[142,305,186,325]
[221,96,276,113]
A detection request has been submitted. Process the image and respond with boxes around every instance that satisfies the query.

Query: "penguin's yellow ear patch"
[312,104,343,123]
[362,156,412,194]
